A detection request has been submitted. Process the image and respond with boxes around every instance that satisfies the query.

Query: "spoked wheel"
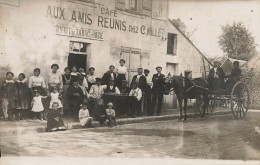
[196,94,206,117]
[230,82,250,119]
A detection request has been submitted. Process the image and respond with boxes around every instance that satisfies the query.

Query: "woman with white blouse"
[115,59,127,89]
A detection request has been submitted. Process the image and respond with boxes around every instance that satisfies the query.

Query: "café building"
[0,0,211,108]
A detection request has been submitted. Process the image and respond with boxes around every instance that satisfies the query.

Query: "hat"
[119,59,126,63]
[156,66,162,70]
[144,69,150,73]
[107,102,113,107]
[95,77,102,82]
[109,65,115,68]
[89,67,95,71]
[137,67,143,70]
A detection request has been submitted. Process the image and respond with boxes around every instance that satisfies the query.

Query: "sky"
[168,0,260,59]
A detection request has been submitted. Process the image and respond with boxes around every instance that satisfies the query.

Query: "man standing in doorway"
[151,66,165,116]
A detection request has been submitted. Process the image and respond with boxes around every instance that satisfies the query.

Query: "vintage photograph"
[0,0,260,164]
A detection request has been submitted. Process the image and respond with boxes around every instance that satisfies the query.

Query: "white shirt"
[117,66,127,74]
[48,72,63,89]
[129,87,142,101]
[110,73,114,80]
[89,84,106,99]
[145,75,152,87]
[28,75,46,88]
[213,68,218,78]
[87,74,96,83]
[136,74,142,83]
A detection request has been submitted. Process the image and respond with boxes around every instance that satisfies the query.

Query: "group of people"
[208,60,242,91]
[0,59,166,131]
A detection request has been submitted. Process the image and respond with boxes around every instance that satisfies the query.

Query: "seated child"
[49,87,63,115]
[31,89,48,120]
[78,103,93,128]
[106,102,116,127]
[94,99,106,126]
[46,102,66,132]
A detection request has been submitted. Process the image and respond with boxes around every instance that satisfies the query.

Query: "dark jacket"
[101,72,117,86]
[151,74,165,94]
[120,86,131,94]
[67,86,84,103]
[230,67,241,80]
[208,67,225,89]
[130,74,147,91]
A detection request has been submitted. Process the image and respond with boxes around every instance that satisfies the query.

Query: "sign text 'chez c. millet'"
[46,5,166,41]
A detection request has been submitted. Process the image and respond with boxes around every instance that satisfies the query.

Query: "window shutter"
[143,0,152,10]
[116,0,126,10]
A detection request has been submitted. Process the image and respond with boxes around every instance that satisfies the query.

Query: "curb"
[0,110,231,136]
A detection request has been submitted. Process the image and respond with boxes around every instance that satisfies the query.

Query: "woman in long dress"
[115,59,127,89]
[62,67,71,116]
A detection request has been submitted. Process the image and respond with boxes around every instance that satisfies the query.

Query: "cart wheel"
[196,95,206,117]
[230,82,250,119]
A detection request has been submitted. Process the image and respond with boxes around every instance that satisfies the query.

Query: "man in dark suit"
[208,61,225,90]
[151,66,165,116]
[101,65,117,86]
[130,68,147,92]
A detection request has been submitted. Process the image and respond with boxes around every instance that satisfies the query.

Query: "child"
[128,82,142,117]
[49,87,63,115]
[15,73,29,120]
[78,68,86,76]
[94,98,106,126]
[46,102,66,132]
[31,90,47,120]
[78,103,93,128]
[106,102,116,127]
[1,72,17,121]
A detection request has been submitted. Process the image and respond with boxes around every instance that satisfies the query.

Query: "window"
[167,33,177,55]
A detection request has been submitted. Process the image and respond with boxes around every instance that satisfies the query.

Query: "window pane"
[167,33,174,54]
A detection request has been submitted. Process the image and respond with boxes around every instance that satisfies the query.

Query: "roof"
[168,19,213,67]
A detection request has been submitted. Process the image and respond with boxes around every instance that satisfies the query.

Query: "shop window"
[167,33,177,55]
[70,41,88,53]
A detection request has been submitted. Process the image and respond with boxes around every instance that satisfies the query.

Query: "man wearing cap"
[101,65,117,86]
[130,68,147,92]
[151,66,165,116]
[86,67,96,92]
[225,61,242,90]
[208,61,225,91]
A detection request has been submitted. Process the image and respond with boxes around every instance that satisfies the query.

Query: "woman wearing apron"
[115,59,127,89]
[62,67,71,116]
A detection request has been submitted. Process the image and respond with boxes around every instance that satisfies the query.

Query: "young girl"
[31,90,47,120]
[106,102,116,127]
[1,72,16,121]
[15,73,29,120]
[46,102,66,132]
[49,87,63,115]
[78,103,93,128]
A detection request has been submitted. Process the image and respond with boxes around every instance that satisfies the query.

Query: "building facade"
[0,0,209,107]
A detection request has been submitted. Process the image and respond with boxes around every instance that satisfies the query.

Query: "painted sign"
[48,5,166,39]
[56,24,104,40]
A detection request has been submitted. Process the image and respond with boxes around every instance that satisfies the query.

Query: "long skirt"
[115,74,126,89]
[62,85,70,113]
[47,118,65,132]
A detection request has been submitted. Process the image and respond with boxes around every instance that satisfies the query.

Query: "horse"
[164,73,209,120]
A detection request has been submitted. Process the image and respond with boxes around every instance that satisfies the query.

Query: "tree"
[171,18,196,40]
[218,22,257,61]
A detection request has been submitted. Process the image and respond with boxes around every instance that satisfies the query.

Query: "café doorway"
[68,41,90,72]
